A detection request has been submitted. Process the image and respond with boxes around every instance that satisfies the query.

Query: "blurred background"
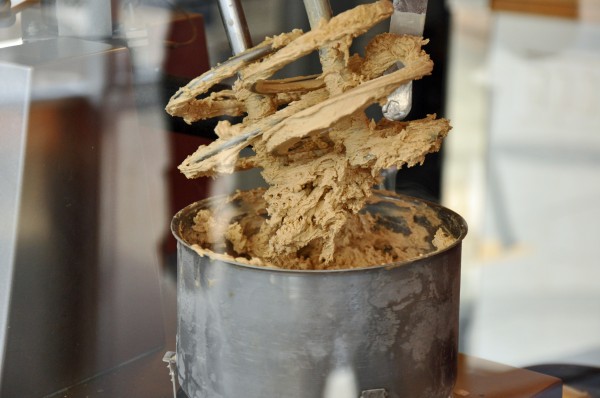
[1,0,599,396]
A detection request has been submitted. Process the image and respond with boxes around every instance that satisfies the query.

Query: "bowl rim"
[171,190,468,275]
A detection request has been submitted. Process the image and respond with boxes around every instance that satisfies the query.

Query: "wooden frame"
[491,0,579,19]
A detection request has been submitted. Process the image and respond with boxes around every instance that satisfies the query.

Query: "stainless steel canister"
[171,193,467,398]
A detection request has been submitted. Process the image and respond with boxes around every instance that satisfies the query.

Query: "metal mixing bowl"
[171,192,467,398]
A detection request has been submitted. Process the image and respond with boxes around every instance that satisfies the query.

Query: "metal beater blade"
[303,0,333,28]
[382,0,428,121]
[184,0,332,165]
[217,0,253,56]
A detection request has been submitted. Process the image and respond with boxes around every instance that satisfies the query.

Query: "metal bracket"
[360,389,389,398]
[163,351,178,398]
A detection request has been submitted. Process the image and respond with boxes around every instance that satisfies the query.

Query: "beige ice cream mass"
[166,0,453,270]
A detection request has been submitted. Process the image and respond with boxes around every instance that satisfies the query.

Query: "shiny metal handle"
[217,0,253,55]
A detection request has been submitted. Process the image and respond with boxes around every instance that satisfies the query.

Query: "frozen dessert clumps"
[166,0,453,270]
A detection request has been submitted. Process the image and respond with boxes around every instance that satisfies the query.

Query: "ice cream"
[166,0,453,269]
[176,188,455,270]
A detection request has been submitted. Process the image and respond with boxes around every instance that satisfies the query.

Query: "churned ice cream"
[166,0,453,270]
